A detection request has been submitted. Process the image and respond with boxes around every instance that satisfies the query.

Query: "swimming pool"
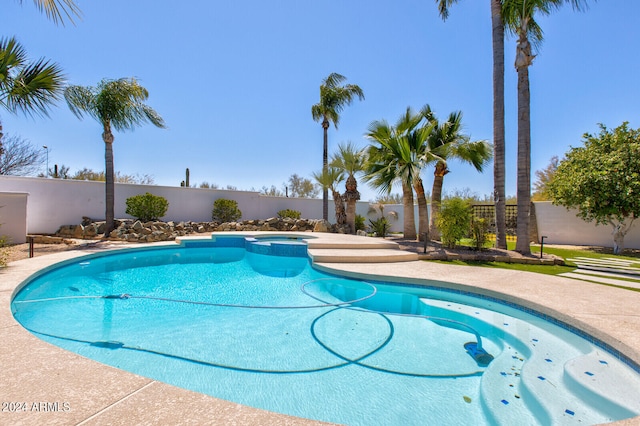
[11,235,640,425]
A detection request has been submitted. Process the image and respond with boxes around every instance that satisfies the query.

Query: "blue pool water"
[11,236,640,425]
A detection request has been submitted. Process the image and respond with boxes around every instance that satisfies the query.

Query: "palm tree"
[18,0,82,26]
[436,0,508,249]
[330,142,366,234]
[312,167,346,226]
[502,0,589,254]
[64,78,166,235]
[311,73,364,222]
[0,36,65,154]
[402,107,436,241]
[422,105,492,240]
[365,110,428,240]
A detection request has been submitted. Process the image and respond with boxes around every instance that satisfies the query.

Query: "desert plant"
[278,209,301,219]
[355,214,366,232]
[436,197,471,249]
[125,192,169,222]
[470,217,490,250]
[212,198,242,222]
[369,217,390,238]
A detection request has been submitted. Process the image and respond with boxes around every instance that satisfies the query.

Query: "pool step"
[307,236,418,263]
[305,237,402,250]
[419,298,640,425]
[308,248,418,263]
[563,351,640,419]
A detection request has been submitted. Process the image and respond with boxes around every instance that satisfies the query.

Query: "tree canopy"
[548,122,640,253]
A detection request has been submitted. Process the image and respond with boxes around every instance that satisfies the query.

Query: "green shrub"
[436,197,471,249]
[355,214,366,232]
[277,209,301,219]
[369,217,390,238]
[125,192,169,222]
[470,217,489,250]
[212,198,242,222]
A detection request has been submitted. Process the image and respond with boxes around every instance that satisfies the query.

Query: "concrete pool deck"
[1,233,639,425]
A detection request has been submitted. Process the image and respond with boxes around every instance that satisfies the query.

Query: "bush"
[470,217,489,250]
[436,197,471,249]
[212,198,242,222]
[369,217,390,238]
[277,209,301,219]
[125,192,169,222]
[355,214,366,232]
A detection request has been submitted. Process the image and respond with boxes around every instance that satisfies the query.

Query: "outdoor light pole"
[43,145,49,178]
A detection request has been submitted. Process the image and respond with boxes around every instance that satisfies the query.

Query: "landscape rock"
[55,217,332,243]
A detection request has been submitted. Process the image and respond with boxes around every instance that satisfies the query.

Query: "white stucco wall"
[0,176,370,235]
[2,177,637,249]
[0,192,29,244]
[534,201,640,249]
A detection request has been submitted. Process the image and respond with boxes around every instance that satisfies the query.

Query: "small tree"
[470,217,490,250]
[436,197,471,249]
[532,156,559,201]
[287,174,319,198]
[312,167,346,224]
[125,193,169,222]
[212,199,242,222]
[548,122,640,254]
[0,134,46,175]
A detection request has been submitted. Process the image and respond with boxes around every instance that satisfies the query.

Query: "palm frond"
[312,73,364,129]
[435,0,461,20]
[1,37,65,116]
[313,167,345,191]
[23,0,82,26]
[65,77,165,132]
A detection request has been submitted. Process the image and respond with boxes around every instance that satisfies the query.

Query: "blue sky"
[2,0,639,202]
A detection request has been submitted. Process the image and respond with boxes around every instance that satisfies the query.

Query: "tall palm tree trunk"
[103,126,115,236]
[491,0,507,249]
[322,120,329,221]
[429,162,448,241]
[414,177,429,242]
[402,181,417,240]
[515,33,532,255]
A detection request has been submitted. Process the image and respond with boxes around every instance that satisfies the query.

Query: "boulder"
[313,220,331,233]
[56,217,340,242]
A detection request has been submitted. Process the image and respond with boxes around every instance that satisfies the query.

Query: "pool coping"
[2,233,640,425]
